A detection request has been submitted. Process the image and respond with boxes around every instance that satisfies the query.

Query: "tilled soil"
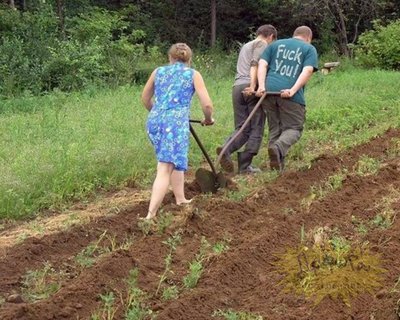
[1,128,400,320]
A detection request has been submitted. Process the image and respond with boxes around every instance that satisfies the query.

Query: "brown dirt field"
[1,128,400,320]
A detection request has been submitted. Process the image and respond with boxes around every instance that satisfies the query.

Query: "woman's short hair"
[168,43,192,63]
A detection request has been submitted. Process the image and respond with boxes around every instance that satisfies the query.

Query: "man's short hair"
[256,24,277,40]
[293,26,313,39]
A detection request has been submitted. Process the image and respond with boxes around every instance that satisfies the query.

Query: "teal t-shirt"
[260,38,318,106]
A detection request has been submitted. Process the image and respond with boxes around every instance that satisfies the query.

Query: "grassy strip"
[0,68,399,219]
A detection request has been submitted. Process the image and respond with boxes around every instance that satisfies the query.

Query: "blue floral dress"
[147,62,195,171]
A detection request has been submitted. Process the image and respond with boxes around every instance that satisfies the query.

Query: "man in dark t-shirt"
[257,26,318,172]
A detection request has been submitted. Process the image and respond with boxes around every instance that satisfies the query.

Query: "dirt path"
[1,128,399,320]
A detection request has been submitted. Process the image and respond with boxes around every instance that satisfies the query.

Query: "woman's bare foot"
[176,198,192,206]
[145,211,156,219]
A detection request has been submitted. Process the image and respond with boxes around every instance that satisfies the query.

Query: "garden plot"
[0,128,399,320]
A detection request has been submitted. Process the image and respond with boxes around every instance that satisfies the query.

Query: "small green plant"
[225,188,251,202]
[351,215,369,236]
[91,292,117,320]
[329,235,351,267]
[301,171,346,211]
[387,138,400,158]
[370,186,399,229]
[182,237,212,289]
[212,240,230,255]
[156,232,182,295]
[21,262,64,302]
[371,214,393,229]
[181,236,231,290]
[125,268,154,320]
[225,171,278,202]
[156,211,174,234]
[315,171,346,199]
[183,260,203,289]
[161,285,179,301]
[119,236,134,251]
[354,155,380,176]
[137,218,155,236]
[212,309,263,320]
[75,230,108,268]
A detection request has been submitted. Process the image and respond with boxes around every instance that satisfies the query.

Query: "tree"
[296,0,386,56]
[56,0,65,37]
[210,0,216,46]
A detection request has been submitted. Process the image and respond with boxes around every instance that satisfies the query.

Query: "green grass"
[0,66,400,219]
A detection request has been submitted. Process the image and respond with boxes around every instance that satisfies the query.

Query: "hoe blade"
[195,168,219,193]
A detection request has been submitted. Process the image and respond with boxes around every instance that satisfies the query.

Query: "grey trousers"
[263,96,306,158]
[224,83,266,155]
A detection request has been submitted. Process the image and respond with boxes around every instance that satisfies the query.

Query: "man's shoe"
[268,145,283,172]
[216,147,234,173]
[239,165,262,174]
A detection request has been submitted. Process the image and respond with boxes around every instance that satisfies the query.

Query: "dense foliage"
[355,19,400,70]
[0,0,399,97]
[0,3,162,97]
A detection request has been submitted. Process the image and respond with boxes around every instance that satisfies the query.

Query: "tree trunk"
[211,0,216,47]
[332,0,349,56]
[9,0,16,9]
[57,0,65,39]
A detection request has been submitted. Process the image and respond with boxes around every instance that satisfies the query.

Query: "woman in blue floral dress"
[141,43,214,219]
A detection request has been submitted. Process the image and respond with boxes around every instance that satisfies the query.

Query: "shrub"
[355,19,400,70]
[0,5,161,97]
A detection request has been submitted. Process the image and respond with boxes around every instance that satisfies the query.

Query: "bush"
[0,5,161,97]
[0,5,58,97]
[355,19,400,70]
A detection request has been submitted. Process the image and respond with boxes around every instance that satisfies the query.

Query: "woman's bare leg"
[146,162,174,219]
[171,169,191,205]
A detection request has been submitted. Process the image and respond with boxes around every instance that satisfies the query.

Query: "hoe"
[190,91,280,193]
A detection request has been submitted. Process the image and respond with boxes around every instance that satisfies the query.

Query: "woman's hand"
[201,118,215,126]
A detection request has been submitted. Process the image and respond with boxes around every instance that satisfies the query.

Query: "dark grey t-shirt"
[234,39,267,87]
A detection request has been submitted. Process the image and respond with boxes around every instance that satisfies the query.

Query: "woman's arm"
[193,70,214,125]
[141,69,156,111]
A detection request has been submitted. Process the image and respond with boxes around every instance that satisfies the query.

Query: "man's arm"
[242,64,258,95]
[256,59,268,96]
[281,66,314,98]
[249,64,258,92]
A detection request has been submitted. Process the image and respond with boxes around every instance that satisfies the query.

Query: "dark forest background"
[1,0,399,97]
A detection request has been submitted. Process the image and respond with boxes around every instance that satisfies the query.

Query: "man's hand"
[242,86,255,96]
[255,87,265,97]
[280,88,294,98]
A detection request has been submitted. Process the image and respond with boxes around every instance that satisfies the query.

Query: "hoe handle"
[189,123,218,176]
[215,91,280,170]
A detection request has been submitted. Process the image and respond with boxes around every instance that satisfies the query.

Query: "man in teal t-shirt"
[257,26,318,172]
